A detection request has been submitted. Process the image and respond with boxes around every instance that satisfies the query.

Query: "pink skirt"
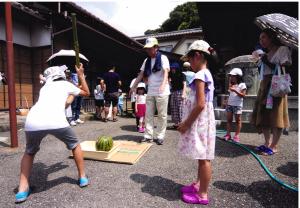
[136,104,146,118]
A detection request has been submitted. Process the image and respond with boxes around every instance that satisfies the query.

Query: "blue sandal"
[79,177,89,188]
[15,188,31,203]
[261,147,274,156]
[255,145,267,151]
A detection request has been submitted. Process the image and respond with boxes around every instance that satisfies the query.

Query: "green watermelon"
[96,136,113,151]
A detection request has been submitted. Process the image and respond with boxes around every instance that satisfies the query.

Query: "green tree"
[144,2,200,35]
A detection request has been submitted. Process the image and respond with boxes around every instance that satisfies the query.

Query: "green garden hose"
[216,129,298,192]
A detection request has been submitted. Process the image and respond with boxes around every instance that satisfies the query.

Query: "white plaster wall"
[0,16,50,47]
[0,16,31,46]
[159,40,178,48]
[158,38,203,55]
[174,38,200,55]
[31,23,51,47]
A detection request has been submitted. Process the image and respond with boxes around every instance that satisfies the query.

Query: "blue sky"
[75,1,187,37]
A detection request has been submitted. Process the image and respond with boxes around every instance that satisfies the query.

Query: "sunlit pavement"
[0,115,298,207]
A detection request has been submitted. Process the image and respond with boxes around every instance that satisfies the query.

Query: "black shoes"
[156,139,164,145]
[140,137,164,145]
[140,137,152,143]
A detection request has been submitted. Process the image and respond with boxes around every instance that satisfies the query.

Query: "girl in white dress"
[178,40,216,205]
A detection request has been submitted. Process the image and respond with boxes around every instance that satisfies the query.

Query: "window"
[160,45,173,52]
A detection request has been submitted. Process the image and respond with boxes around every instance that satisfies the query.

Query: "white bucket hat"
[144,37,159,48]
[43,65,68,82]
[228,68,243,76]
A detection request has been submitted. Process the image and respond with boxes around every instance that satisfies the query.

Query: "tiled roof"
[133,27,203,40]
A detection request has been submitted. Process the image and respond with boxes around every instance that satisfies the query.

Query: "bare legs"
[262,127,282,153]
[18,153,35,192]
[17,144,86,193]
[269,128,282,153]
[72,144,86,178]
[235,114,242,137]
[112,106,118,120]
[226,112,233,136]
[262,127,271,147]
[195,160,211,199]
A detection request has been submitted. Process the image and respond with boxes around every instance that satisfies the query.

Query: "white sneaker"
[76,119,84,124]
[70,121,77,126]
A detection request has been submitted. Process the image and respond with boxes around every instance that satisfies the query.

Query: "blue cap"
[170,62,180,69]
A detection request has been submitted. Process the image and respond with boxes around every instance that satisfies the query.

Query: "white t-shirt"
[25,81,81,131]
[140,54,170,96]
[227,83,247,107]
[136,94,146,105]
[94,85,104,100]
[263,46,292,75]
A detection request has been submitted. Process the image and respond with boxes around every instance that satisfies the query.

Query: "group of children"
[93,78,125,120]
[93,78,147,133]
[15,39,248,205]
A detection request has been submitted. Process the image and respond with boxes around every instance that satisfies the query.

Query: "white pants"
[144,95,169,140]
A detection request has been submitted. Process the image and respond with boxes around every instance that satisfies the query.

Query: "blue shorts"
[25,127,79,155]
[226,105,242,115]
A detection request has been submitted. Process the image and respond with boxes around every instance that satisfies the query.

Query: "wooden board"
[108,141,152,164]
[79,140,152,165]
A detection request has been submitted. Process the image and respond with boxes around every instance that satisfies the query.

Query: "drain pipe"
[5,2,18,148]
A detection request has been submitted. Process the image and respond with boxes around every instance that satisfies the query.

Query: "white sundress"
[178,69,216,160]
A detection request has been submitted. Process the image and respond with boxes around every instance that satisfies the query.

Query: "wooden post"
[5,2,18,147]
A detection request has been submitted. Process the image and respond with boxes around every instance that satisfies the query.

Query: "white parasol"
[225,55,259,68]
[46,49,89,62]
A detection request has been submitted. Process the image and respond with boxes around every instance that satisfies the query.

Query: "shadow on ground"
[120,125,138,132]
[277,162,298,178]
[130,173,183,201]
[14,162,77,194]
[166,126,178,131]
[215,139,259,158]
[113,134,142,142]
[0,141,9,147]
[213,180,298,208]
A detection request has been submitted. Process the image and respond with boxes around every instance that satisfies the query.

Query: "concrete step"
[216,120,257,133]
[215,107,298,131]
[215,108,253,122]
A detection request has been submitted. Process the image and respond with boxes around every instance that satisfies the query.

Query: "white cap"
[228,68,243,76]
[43,65,68,82]
[187,40,211,55]
[144,37,159,48]
[252,49,265,59]
[255,49,265,55]
[183,62,190,68]
[137,82,146,89]
[181,40,211,61]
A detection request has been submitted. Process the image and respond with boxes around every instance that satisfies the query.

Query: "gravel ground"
[0,116,298,208]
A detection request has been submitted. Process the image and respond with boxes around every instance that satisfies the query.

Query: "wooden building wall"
[0,41,50,109]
